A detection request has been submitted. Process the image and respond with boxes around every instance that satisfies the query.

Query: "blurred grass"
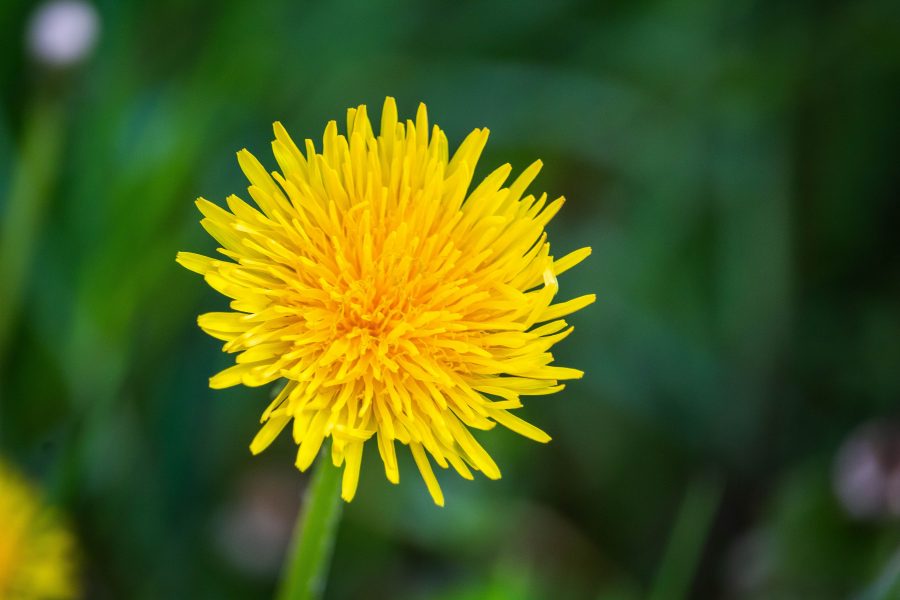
[648,477,722,600]
[0,0,898,598]
[0,95,65,363]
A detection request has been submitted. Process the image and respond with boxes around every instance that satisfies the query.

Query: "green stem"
[648,476,723,600]
[276,454,344,600]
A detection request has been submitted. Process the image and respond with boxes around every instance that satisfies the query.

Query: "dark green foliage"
[1,0,898,598]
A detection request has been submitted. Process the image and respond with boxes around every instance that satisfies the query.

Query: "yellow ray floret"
[177,98,594,505]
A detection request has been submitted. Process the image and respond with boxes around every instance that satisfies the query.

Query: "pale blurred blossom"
[725,529,774,597]
[214,469,301,576]
[834,421,900,519]
[26,0,99,67]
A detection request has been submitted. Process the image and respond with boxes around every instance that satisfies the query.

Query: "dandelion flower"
[0,460,78,599]
[177,98,594,505]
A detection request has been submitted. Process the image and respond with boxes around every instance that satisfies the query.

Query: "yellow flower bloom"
[0,460,78,599]
[178,98,594,505]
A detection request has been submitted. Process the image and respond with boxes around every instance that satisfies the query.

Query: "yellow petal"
[250,415,290,455]
[410,442,444,507]
[341,442,364,502]
[377,432,399,484]
[554,247,592,276]
[489,409,551,443]
[538,294,597,322]
[209,363,259,389]
[295,411,328,471]
[176,251,215,275]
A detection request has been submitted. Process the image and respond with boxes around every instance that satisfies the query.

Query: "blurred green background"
[1,0,899,598]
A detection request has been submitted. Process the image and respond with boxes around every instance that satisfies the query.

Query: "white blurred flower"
[724,529,774,597]
[834,421,900,520]
[214,469,301,576]
[26,0,99,67]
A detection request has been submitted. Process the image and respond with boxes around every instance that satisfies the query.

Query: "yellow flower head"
[0,460,78,599]
[178,98,594,505]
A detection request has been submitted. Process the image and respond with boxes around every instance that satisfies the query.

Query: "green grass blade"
[648,477,723,600]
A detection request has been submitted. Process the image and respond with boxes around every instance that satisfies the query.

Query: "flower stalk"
[276,452,344,600]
